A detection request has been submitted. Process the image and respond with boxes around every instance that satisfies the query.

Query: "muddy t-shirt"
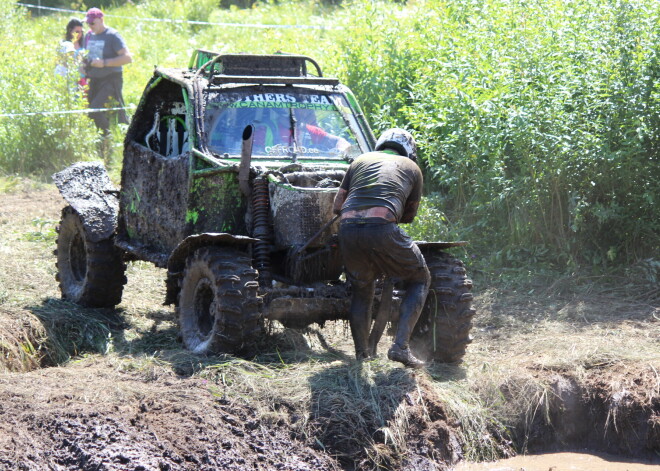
[85,27,127,79]
[339,151,423,222]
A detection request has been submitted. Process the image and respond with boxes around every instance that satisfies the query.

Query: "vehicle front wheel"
[55,206,126,307]
[410,251,475,364]
[177,246,262,355]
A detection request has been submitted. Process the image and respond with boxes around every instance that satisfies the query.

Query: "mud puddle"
[454,451,660,471]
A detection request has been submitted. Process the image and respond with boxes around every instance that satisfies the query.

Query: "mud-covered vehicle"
[53,51,475,362]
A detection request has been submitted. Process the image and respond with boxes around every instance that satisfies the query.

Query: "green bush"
[335,0,659,269]
[19,0,133,13]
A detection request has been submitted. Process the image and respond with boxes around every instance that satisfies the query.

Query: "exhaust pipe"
[239,125,254,197]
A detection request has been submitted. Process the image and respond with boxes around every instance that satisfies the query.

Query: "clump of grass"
[22,217,58,242]
[29,299,118,365]
[0,306,46,372]
[424,366,514,462]
[136,339,460,470]
[305,361,406,468]
[0,176,51,194]
[197,353,319,439]
[107,351,183,382]
[0,176,21,193]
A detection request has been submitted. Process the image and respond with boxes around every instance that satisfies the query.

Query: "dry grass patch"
[0,305,45,372]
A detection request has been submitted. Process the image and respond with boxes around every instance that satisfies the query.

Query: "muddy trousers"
[349,283,375,359]
[88,73,128,135]
[340,220,431,359]
[349,279,430,358]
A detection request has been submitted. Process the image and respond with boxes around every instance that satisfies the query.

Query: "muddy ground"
[0,183,658,471]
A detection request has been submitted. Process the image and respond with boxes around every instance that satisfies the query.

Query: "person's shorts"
[338,218,429,288]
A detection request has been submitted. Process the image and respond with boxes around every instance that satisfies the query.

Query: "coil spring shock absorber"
[251,175,273,286]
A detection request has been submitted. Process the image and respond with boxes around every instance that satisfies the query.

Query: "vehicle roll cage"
[190,50,340,86]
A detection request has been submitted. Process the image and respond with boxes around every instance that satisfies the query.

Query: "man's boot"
[388,280,429,368]
[351,316,371,360]
[387,343,425,368]
[349,282,374,360]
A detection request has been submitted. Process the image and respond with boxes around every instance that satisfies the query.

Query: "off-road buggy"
[53,51,475,362]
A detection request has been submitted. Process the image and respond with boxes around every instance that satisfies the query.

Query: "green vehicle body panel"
[114,51,374,269]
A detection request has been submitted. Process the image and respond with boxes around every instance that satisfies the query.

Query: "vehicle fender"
[415,241,468,251]
[415,241,469,260]
[167,233,258,274]
[165,233,258,305]
[52,161,119,243]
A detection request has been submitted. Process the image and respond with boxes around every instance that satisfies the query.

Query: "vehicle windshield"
[206,89,364,162]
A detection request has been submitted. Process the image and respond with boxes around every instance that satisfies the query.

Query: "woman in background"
[55,18,88,94]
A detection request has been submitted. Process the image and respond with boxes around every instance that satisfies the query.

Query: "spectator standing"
[55,18,87,94]
[84,7,132,134]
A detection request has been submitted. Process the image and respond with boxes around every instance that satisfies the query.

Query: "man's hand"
[333,188,347,215]
[90,49,133,68]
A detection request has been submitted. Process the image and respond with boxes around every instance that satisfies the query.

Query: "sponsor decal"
[265,144,321,155]
[241,93,331,104]
[229,101,336,110]
[210,93,346,111]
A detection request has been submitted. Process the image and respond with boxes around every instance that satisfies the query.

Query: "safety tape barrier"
[0,105,136,118]
[16,2,333,30]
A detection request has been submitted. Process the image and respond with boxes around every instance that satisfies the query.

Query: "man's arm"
[307,125,350,152]
[399,164,423,224]
[90,48,132,68]
[400,200,420,224]
[333,188,348,215]
[109,48,132,66]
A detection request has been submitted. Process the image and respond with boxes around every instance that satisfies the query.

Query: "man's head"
[375,128,417,161]
[85,8,105,34]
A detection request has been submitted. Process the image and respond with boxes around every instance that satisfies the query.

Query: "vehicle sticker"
[228,101,336,111]
[239,93,332,104]
[209,93,340,111]
[265,144,321,155]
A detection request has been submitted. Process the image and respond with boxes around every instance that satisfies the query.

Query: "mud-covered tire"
[177,246,263,355]
[410,251,475,364]
[55,206,126,307]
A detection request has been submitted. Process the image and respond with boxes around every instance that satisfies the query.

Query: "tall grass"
[335,0,660,270]
[2,0,658,272]
[0,2,100,177]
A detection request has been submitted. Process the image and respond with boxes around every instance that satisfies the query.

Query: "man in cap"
[84,7,132,134]
[333,128,430,368]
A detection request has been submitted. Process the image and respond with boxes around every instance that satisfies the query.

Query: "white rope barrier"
[16,2,332,30]
[0,105,136,118]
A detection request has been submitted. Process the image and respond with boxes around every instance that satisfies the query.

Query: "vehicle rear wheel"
[410,251,475,364]
[177,246,262,355]
[55,206,126,307]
